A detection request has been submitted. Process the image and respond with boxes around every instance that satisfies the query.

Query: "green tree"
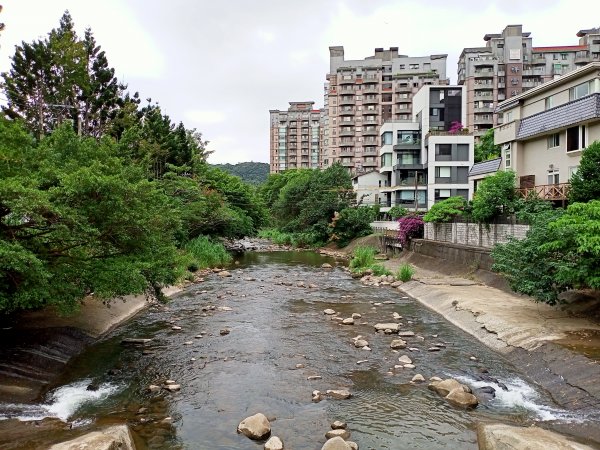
[569,140,600,203]
[330,206,378,247]
[471,171,517,223]
[423,196,467,223]
[474,129,501,163]
[0,120,183,314]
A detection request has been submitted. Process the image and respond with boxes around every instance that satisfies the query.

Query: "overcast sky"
[0,0,596,163]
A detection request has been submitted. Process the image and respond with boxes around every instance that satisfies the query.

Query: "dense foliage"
[387,206,408,219]
[211,162,270,185]
[474,129,501,163]
[471,171,517,223]
[569,140,600,203]
[0,12,267,314]
[423,196,467,223]
[329,206,378,248]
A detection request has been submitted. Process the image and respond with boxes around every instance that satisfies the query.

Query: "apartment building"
[494,62,600,200]
[458,25,600,140]
[378,85,474,211]
[323,46,448,173]
[269,102,323,173]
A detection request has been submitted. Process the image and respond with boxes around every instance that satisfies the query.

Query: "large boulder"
[445,387,478,409]
[237,413,271,440]
[49,425,135,450]
[428,378,465,397]
[325,429,351,440]
[322,436,352,450]
[477,423,596,450]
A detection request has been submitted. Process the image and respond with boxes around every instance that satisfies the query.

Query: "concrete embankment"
[380,251,600,444]
[0,286,182,403]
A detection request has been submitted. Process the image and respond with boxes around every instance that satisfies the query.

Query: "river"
[0,251,594,449]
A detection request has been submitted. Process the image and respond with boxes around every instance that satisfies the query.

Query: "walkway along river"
[0,251,598,449]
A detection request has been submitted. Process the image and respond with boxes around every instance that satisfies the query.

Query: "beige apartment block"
[269,102,323,173]
[459,25,600,140]
[323,46,449,174]
[494,62,600,201]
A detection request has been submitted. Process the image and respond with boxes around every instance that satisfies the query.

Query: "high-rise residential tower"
[323,46,448,174]
[458,25,600,139]
[269,102,323,173]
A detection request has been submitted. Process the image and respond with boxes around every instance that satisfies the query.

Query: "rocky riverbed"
[0,250,598,449]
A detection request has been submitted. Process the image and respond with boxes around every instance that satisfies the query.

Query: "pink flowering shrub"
[397,215,424,247]
[449,121,464,134]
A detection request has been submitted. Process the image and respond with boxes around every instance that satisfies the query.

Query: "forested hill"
[211,162,270,185]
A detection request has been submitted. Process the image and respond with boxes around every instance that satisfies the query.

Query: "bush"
[397,215,424,247]
[330,206,377,247]
[184,236,232,269]
[423,196,467,223]
[569,140,600,203]
[388,206,408,219]
[471,171,517,223]
[371,264,392,276]
[396,263,415,282]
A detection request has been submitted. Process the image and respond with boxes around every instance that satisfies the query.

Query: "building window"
[569,81,592,100]
[436,144,451,156]
[545,95,556,110]
[503,143,511,168]
[382,131,392,145]
[568,166,579,180]
[547,133,560,148]
[547,169,559,185]
[435,189,451,200]
[409,64,419,69]
[566,125,586,152]
[435,166,451,178]
[561,53,568,60]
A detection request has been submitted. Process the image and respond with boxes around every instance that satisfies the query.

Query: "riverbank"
[377,250,600,443]
[0,286,183,404]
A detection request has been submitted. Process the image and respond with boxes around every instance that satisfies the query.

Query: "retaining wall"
[423,221,529,248]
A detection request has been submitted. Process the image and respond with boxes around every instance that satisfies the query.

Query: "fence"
[423,218,529,248]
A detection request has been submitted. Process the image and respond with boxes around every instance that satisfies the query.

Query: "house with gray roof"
[494,62,600,201]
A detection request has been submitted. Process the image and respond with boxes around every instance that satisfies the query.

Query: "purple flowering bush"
[397,215,424,247]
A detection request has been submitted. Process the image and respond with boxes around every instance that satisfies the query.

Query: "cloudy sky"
[0,0,595,163]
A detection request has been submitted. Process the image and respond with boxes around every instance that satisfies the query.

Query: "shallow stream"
[0,251,593,449]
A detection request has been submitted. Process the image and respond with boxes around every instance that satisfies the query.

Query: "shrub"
[388,206,408,219]
[423,196,467,223]
[330,206,378,247]
[471,171,517,223]
[371,264,392,276]
[397,215,424,247]
[397,263,415,282]
[569,140,600,203]
[184,236,232,269]
[349,246,377,270]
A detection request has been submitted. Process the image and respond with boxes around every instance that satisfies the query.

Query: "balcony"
[339,118,355,126]
[363,76,379,84]
[474,106,494,113]
[473,59,495,67]
[575,55,591,65]
[339,76,355,85]
[394,161,424,170]
[363,95,378,104]
[339,107,354,116]
[363,85,379,94]
[474,92,493,99]
[494,120,519,144]
[474,116,493,124]
[516,183,570,201]
[362,159,378,167]
[363,116,379,125]
[363,147,378,155]
[362,127,378,136]
[339,97,355,106]
[339,128,355,137]
[339,88,355,95]
[363,138,378,146]
[341,159,355,167]
[395,86,412,93]
[532,56,546,65]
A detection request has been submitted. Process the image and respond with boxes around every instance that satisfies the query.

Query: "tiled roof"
[517,93,600,140]
[469,157,502,177]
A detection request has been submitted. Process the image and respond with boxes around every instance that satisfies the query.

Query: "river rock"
[374,323,400,332]
[147,384,160,393]
[347,442,359,450]
[324,309,336,315]
[121,338,152,345]
[411,374,425,383]
[322,436,352,450]
[445,387,478,408]
[171,326,182,331]
[326,389,352,399]
[398,355,412,364]
[49,425,135,450]
[428,347,441,352]
[351,313,362,319]
[403,364,416,369]
[354,339,369,348]
[220,328,231,336]
[321,263,333,269]
[218,271,232,277]
[264,436,284,450]
[342,318,354,325]
[163,384,181,392]
[476,423,595,450]
[307,375,322,381]
[392,312,402,320]
[430,376,442,382]
[331,420,347,429]
[428,378,468,397]
[390,339,407,349]
[398,331,415,337]
[391,281,403,288]
[326,429,350,440]
[237,413,271,440]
